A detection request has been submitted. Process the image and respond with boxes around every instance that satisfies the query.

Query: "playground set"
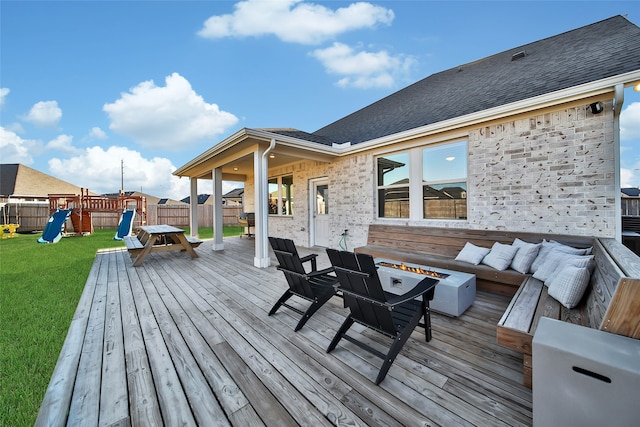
[39,189,146,243]
[1,200,20,239]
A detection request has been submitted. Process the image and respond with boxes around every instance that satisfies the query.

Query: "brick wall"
[468,101,615,236]
[243,100,617,249]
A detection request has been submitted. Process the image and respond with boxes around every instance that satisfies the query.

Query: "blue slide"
[38,209,71,243]
[114,209,135,240]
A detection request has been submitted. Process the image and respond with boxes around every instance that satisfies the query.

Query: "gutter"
[613,84,625,242]
[256,138,277,267]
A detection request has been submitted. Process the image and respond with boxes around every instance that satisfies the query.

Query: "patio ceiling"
[174,128,339,181]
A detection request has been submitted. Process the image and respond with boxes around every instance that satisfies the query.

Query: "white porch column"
[253,144,271,267]
[189,177,199,238]
[212,167,224,250]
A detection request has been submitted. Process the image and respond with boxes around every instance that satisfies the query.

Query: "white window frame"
[376,140,468,221]
[268,174,294,216]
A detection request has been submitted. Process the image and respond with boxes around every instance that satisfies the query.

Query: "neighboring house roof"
[181,194,212,205]
[622,188,640,197]
[0,163,87,197]
[103,191,186,205]
[182,190,245,205]
[312,15,640,145]
[224,188,244,198]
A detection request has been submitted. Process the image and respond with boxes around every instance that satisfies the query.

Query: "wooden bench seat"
[184,235,203,247]
[355,224,592,296]
[356,224,640,388]
[497,238,640,387]
[123,235,145,256]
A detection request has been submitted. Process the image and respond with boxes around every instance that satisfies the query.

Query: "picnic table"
[124,225,202,267]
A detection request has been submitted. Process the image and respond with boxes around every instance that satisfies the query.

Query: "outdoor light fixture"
[589,101,604,114]
[634,83,640,92]
[446,156,456,161]
[269,154,275,158]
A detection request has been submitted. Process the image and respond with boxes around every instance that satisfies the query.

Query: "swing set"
[47,188,146,237]
[1,199,20,238]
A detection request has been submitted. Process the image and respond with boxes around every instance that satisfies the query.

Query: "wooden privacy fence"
[4,204,244,231]
[622,198,640,216]
[146,205,243,228]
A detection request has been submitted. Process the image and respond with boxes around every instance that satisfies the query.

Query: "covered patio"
[175,128,340,268]
[36,237,532,426]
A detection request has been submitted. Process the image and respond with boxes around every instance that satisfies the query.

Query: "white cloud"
[48,146,191,200]
[198,0,394,45]
[621,102,640,141]
[89,127,107,139]
[103,73,238,150]
[621,167,635,188]
[0,88,9,108]
[23,100,62,127]
[46,134,81,155]
[0,126,43,164]
[310,42,416,89]
[5,122,25,134]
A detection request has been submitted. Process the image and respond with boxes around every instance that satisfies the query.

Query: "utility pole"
[121,159,124,195]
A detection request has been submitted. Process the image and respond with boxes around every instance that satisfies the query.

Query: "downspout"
[255,138,277,267]
[613,84,624,242]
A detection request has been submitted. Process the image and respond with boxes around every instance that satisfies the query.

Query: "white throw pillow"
[530,240,590,273]
[533,249,594,284]
[510,238,541,274]
[547,265,591,309]
[530,240,558,273]
[545,255,595,286]
[550,240,591,255]
[482,242,519,271]
[455,242,490,265]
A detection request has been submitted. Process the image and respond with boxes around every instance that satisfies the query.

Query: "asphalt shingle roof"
[259,128,336,146]
[0,163,86,197]
[311,16,640,145]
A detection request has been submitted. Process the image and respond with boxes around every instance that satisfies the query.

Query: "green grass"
[0,226,240,426]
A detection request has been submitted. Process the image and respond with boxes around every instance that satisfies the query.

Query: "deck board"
[36,237,532,426]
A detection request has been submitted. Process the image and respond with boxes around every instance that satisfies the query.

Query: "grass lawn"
[0,226,240,426]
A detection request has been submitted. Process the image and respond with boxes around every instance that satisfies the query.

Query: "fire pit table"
[375,258,476,317]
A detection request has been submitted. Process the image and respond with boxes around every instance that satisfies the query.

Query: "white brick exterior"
[243,101,617,249]
[468,101,615,237]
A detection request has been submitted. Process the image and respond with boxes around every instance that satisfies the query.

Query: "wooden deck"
[36,237,532,426]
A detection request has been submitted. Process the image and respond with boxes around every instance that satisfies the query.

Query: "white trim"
[613,84,625,242]
[309,177,329,247]
[189,178,198,238]
[212,168,224,251]
[345,71,640,155]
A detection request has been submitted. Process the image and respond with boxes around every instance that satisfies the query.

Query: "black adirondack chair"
[326,249,438,384]
[269,237,339,331]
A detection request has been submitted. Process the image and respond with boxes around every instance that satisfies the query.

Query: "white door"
[312,179,330,247]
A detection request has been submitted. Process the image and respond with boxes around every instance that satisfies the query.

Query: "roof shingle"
[312,16,640,145]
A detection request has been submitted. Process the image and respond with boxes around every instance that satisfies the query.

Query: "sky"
[1,0,640,201]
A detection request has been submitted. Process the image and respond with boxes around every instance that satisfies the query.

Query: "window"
[376,141,467,220]
[377,152,410,218]
[422,141,467,219]
[268,175,294,215]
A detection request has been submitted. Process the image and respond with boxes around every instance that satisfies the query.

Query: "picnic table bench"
[124,225,202,267]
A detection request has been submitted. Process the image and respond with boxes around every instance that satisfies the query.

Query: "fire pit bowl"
[375,258,476,317]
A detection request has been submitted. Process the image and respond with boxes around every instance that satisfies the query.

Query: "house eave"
[175,70,640,176]
[344,70,640,154]
[173,128,341,178]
